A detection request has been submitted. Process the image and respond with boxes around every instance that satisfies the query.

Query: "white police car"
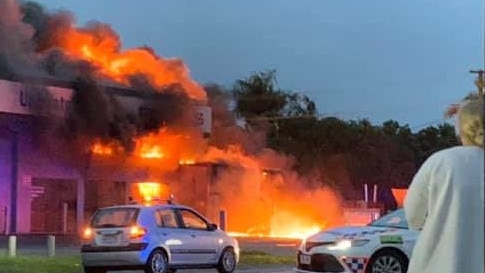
[295,208,417,273]
[81,201,239,273]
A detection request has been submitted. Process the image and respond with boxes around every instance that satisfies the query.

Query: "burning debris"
[1,0,346,239]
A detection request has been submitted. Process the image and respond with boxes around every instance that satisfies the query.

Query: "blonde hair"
[457,96,484,147]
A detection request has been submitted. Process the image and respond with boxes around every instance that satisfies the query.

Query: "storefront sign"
[0,79,212,134]
[0,79,72,117]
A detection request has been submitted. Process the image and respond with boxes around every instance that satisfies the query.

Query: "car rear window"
[91,208,139,228]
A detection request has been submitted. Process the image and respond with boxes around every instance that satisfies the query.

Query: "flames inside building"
[0,0,348,239]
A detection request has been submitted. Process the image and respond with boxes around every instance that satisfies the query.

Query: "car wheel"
[366,249,408,273]
[83,266,106,273]
[217,248,237,273]
[145,249,168,273]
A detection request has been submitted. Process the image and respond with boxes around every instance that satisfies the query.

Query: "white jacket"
[404,146,484,273]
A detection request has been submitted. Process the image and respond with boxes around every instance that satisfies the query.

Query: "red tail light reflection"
[83,227,93,240]
[130,226,147,239]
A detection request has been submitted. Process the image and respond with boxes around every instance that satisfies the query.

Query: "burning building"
[0,77,212,234]
[0,0,346,238]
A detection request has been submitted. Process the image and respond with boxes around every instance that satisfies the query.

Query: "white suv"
[80,202,240,273]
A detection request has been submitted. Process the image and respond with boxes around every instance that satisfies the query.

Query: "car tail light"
[83,227,93,240]
[130,226,147,239]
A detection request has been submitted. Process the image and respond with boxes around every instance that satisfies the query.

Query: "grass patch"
[240,250,295,265]
[0,255,82,273]
[0,251,295,273]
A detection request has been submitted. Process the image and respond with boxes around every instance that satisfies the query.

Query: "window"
[368,209,408,229]
[156,209,180,228]
[91,208,138,228]
[179,209,208,230]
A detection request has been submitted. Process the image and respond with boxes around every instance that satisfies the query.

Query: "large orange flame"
[138,144,166,159]
[91,142,113,156]
[56,27,206,101]
[91,140,341,239]
[133,128,203,161]
[131,182,168,205]
[73,18,342,239]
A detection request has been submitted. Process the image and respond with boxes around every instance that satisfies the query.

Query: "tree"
[415,123,459,165]
[232,70,318,155]
[230,70,460,195]
[233,70,287,127]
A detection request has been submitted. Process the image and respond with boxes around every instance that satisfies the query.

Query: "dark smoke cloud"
[0,0,202,160]
[64,75,195,154]
[21,1,75,52]
[0,0,44,79]
[1,1,346,233]
[42,49,97,81]
[205,83,267,154]
[128,74,196,131]
[66,76,115,141]
[21,2,114,81]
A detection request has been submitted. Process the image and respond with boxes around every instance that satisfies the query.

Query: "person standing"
[404,95,484,273]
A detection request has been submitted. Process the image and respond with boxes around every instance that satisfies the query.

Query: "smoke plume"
[0,0,347,236]
[0,0,204,158]
[0,0,42,79]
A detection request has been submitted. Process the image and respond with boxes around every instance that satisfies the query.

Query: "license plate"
[299,254,311,265]
[101,235,118,244]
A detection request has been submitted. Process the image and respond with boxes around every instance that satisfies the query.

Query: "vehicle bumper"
[295,251,367,273]
[81,251,147,266]
[81,243,149,267]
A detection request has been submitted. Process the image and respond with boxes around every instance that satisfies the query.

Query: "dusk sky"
[36,0,484,129]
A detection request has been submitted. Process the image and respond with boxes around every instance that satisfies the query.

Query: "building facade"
[0,79,212,235]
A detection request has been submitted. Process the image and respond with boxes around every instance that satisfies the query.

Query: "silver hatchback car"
[80,202,240,273]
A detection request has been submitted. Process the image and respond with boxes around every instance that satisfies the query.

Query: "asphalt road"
[0,235,300,273]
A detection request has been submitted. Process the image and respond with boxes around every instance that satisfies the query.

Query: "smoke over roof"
[0,0,347,237]
[0,0,205,155]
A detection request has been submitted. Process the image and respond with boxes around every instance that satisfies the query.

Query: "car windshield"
[91,207,139,228]
[368,209,408,229]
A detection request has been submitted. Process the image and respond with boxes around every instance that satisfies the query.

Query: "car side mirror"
[208,223,218,231]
